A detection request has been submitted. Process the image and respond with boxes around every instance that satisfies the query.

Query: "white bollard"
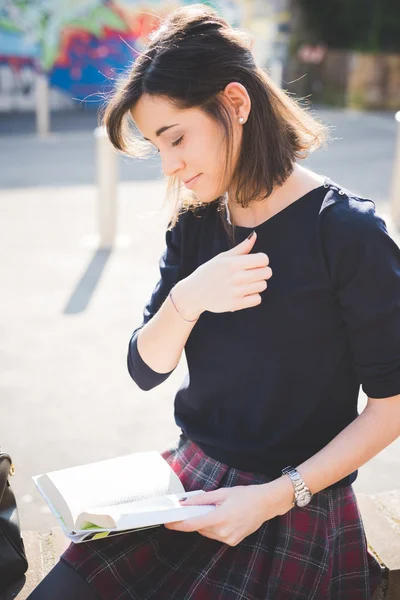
[270,60,283,88]
[391,111,400,230]
[94,126,118,248]
[35,72,50,137]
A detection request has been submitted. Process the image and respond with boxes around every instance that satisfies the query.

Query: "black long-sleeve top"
[127,178,400,488]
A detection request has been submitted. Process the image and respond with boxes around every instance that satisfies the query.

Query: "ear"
[222,82,251,123]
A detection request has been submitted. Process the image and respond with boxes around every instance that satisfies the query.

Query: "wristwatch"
[282,466,313,507]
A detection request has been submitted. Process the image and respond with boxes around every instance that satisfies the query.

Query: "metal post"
[391,111,400,230]
[94,126,118,248]
[270,60,283,88]
[35,72,49,137]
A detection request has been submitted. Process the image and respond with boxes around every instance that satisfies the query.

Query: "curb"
[0,529,69,600]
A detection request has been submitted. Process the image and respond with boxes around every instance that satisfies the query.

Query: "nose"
[160,151,185,178]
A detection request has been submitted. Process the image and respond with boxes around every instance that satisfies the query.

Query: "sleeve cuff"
[362,377,400,399]
[127,329,175,391]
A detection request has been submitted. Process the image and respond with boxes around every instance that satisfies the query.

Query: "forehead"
[130,94,201,137]
[131,94,177,121]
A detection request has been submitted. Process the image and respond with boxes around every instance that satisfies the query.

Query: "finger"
[165,511,221,533]
[179,489,227,506]
[235,266,272,285]
[197,529,224,542]
[240,280,268,296]
[235,252,269,269]
[224,230,257,256]
[234,294,262,311]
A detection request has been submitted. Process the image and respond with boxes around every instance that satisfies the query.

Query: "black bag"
[0,451,29,591]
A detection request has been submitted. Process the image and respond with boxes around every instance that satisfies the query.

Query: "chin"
[183,185,223,205]
[198,189,225,204]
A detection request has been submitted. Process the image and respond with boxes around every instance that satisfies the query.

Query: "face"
[130,89,247,204]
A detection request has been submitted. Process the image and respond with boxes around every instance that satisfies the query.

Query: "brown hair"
[101,4,330,241]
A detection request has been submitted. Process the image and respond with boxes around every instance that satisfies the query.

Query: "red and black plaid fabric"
[61,435,382,599]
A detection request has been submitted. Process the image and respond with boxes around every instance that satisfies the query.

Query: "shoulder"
[318,181,388,242]
[317,181,400,288]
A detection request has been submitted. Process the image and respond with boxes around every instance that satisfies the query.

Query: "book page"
[38,452,185,528]
[75,490,205,530]
[33,475,76,533]
[75,491,215,531]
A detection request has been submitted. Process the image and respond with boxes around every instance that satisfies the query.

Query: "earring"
[238,117,245,124]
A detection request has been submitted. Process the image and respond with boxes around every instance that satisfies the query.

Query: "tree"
[297,0,400,53]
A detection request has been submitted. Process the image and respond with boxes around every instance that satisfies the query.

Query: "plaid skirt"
[61,434,382,599]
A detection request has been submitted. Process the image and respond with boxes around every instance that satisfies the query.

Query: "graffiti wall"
[0,0,243,112]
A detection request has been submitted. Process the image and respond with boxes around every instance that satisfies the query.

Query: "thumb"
[179,489,227,505]
[226,230,257,256]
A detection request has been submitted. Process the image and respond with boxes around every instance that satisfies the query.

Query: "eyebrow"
[143,124,179,141]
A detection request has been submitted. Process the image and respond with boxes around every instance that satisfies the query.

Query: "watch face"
[296,493,312,507]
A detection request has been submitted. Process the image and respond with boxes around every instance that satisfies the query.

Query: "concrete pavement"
[0,107,399,534]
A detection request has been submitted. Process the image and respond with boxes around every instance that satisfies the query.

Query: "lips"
[183,174,202,189]
[184,174,201,184]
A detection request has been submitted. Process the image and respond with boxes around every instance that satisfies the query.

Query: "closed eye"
[152,135,184,154]
[172,135,184,147]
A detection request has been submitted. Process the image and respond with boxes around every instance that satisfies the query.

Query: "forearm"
[259,395,400,511]
[136,278,201,374]
[296,395,400,494]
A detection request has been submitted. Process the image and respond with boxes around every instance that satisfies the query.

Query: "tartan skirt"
[61,434,382,599]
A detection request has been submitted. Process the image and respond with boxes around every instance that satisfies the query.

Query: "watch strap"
[282,466,312,506]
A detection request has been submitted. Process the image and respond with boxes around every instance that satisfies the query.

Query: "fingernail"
[180,496,188,502]
[247,230,255,240]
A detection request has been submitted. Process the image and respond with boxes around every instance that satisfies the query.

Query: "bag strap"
[0,453,12,464]
[0,453,13,503]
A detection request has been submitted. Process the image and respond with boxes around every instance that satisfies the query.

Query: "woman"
[29,4,399,599]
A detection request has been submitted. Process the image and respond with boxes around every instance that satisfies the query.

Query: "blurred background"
[0,0,399,534]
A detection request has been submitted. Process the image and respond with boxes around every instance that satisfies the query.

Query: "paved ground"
[0,106,399,534]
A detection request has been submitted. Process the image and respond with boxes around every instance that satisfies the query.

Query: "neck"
[226,164,325,228]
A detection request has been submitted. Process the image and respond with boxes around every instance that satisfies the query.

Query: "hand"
[173,231,272,319]
[165,477,294,547]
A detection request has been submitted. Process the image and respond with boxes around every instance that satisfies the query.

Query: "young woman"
[28,4,399,599]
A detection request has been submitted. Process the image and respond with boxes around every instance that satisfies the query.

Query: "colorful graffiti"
[0,0,243,111]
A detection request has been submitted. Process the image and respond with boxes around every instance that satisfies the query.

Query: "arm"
[167,395,400,545]
[127,216,202,391]
[293,195,400,496]
[269,393,400,503]
[133,280,200,384]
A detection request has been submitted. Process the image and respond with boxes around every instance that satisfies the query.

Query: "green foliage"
[0,18,21,32]
[297,0,400,53]
[87,5,127,32]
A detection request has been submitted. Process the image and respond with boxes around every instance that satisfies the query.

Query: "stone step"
[358,490,400,600]
[0,529,70,600]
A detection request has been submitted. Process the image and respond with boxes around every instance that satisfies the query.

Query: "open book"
[33,451,215,543]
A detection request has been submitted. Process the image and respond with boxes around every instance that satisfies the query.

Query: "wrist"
[171,279,203,322]
[259,476,295,516]
[274,475,296,513]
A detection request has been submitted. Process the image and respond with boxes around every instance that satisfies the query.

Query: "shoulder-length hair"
[101,4,330,240]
